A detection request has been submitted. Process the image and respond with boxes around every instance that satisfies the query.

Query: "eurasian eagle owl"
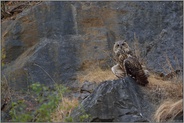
[111,40,149,86]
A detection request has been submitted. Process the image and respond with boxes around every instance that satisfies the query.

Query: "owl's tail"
[136,69,149,86]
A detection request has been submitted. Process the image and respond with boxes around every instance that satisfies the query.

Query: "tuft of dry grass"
[143,74,183,106]
[154,99,183,122]
[133,33,141,60]
[76,67,117,83]
[51,97,78,122]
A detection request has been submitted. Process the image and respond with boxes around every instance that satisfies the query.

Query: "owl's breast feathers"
[117,54,127,68]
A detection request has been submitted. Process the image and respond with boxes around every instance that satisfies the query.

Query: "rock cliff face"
[2,37,80,90]
[2,1,183,75]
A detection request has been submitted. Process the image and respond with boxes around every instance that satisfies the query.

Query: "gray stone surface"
[2,1,182,74]
[2,2,77,63]
[80,81,97,93]
[2,37,80,90]
[71,77,152,122]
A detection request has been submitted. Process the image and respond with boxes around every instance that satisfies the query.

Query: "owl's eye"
[117,44,119,47]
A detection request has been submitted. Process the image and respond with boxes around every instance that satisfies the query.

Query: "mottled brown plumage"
[112,40,130,78]
[123,55,149,86]
[111,40,149,86]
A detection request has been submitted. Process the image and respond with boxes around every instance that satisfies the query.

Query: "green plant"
[9,100,33,122]
[65,116,73,122]
[9,82,68,122]
[79,114,91,122]
[78,105,91,122]
[51,96,78,122]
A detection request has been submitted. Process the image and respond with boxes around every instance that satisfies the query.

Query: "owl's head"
[113,40,130,55]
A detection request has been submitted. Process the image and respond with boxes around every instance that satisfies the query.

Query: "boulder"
[71,77,153,122]
[2,37,80,90]
[80,81,97,93]
[79,81,98,100]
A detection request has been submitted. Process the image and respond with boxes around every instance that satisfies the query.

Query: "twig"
[33,63,57,84]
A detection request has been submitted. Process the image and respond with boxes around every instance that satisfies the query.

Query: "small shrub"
[78,105,91,122]
[79,114,91,122]
[51,97,78,122]
[9,100,32,122]
[9,82,68,122]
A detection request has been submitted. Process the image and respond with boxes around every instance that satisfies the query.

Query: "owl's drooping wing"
[123,56,149,86]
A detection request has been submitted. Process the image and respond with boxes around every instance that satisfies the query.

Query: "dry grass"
[76,67,117,83]
[140,73,183,122]
[51,97,79,122]
[125,33,183,121]
[133,33,141,60]
[154,99,183,122]
[144,74,183,105]
[164,53,175,73]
